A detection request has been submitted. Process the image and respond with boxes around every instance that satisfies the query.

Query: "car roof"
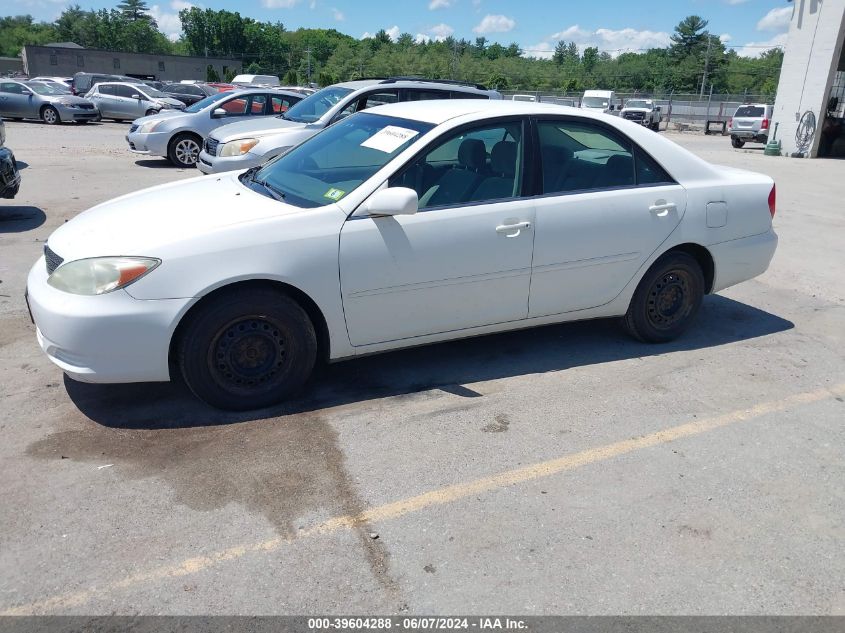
[364,99,603,125]
[333,78,492,94]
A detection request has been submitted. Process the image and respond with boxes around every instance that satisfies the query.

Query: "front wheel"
[145,108,157,117]
[731,136,745,148]
[178,287,318,410]
[41,105,60,125]
[623,252,705,343]
[168,133,201,167]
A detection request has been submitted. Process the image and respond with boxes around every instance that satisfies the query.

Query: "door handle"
[496,221,531,237]
[649,201,676,217]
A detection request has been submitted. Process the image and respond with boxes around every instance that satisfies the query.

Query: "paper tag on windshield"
[360,126,419,153]
[324,188,346,201]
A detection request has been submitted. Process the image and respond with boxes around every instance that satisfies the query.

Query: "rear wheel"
[41,106,60,125]
[623,252,705,343]
[731,136,745,148]
[178,287,318,410]
[168,133,201,167]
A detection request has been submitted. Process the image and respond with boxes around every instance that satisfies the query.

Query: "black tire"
[41,105,60,125]
[177,287,318,410]
[145,108,157,117]
[623,252,705,343]
[731,136,745,148]
[167,133,202,167]
[650,121,660,132]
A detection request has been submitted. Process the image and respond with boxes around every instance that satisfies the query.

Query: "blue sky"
[7,0,793,57]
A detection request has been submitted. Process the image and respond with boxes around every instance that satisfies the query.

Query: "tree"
[553,40,567,65]
[670,15,709,58]
[116,0,156,26]
[582,46,598,73]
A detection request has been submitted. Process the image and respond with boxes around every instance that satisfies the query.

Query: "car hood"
[45,172,309,260]
[212,116,308,142]
[157,97,187,108]
[46,95,93,106]
[132,109,191,126]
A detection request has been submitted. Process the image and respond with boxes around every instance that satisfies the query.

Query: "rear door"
[0,82,27,118]
[529,116,686,317]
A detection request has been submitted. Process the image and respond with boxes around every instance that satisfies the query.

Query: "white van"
[231,74,281,87]
[580,90,617,115]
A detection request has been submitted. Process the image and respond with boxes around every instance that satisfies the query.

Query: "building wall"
[772,0,845,157]
[22,46,241,83]
[0,57,25,75]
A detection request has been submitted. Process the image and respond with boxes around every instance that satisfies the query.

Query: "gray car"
[0,79,98,124]
[729,103,773,148]
[197,78,502,174]
[125,88,304,167]
[86,82,185,122]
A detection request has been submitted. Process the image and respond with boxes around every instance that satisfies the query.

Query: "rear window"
[734,106,765,118]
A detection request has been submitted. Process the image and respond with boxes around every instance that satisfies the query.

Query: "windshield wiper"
[243,167,286,202]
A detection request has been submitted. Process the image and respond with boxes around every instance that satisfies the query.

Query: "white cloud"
[428,0,452,8]
[261,0,299,7]
[719,33,732,43]
[757,7,792,32]
[472,14,515,34]
[537,25,671,57]
[331,7,344,20]
[735,32,788,58]
[149,0,194,41]
[523,42,554,60]
[361,25,401,41]
[724,0,749,5]
[429,23,454,40]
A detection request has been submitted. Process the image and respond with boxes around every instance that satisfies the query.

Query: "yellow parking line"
[4,382,844,615]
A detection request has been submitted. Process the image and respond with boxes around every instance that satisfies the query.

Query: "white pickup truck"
[620,98,662,131]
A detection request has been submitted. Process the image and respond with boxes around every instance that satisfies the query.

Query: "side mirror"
[212,107,227,118]
[21,88,33,96]
[131,93,141,100]
[362,187,418,217]
[609,104,615,111]
[656,106,662,112]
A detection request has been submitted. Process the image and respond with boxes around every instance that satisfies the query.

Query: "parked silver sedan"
[0,79,98,124]
[86,82,185,122]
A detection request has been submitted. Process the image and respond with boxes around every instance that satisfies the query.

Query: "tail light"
[728,118,732,128]
[761,118,769,130]
[768,184,776,218]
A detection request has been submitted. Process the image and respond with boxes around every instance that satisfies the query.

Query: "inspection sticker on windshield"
[324,188,346,201]
[361,126,419,153]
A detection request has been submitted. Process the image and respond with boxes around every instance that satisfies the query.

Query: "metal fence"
[500,91,775,127]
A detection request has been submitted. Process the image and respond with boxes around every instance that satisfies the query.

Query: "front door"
[529,117,686,317]
[339,118,535,346]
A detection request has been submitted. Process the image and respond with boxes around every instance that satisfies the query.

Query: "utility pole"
[305,48,312,86]
[699,35,712,99]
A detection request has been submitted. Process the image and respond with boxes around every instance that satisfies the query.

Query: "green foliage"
[206,65,220,82]
[1,9,783,97]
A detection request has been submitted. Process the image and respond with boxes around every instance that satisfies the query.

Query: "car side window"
[0,83,22,94]
[634,148,674,185]
[406,89,450,101]
[250,95,268,114]
[115,85,136,98]
[271,96,293,113]
[98,84,115,96]
[389,120,525,210]
[359,90,398,110]
[451,91,487,100]
[221,97,249,115]
[537,119,635,194]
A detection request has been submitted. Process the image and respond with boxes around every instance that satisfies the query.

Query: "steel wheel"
[645,270,694,331]
[209,316,289,392]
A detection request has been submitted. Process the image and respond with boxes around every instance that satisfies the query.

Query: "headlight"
[47,257,160,296]
[58,100,79,108]
[138,120,163,133]
[220,138,260,157]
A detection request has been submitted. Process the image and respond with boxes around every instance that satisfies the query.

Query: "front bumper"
[126,130,170,157]
[27,257,191,383]
[197,149,263,175]
[0,147,21,199]
[55,103,99,122]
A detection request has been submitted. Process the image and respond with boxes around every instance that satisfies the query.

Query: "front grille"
[129,124,139,133]
[623,111,645,121]
[204,137,219,156]
[44,244,63,275]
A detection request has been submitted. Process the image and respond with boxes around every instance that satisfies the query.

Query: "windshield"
[247,112,434,208]
[27,82,67,95]
[582,96,610,108]
[282,86,354,123]
[626,100,651,109]
[141,87,168,98]
[184,91,231,113]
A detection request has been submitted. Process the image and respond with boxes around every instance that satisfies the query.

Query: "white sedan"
[26,100,778,410]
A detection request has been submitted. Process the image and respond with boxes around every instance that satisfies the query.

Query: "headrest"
[490,141,518,177]
[458,138,487,170]
[542,145,574,163]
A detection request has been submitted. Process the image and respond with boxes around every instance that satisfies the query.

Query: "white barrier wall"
[772,0,845,157]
